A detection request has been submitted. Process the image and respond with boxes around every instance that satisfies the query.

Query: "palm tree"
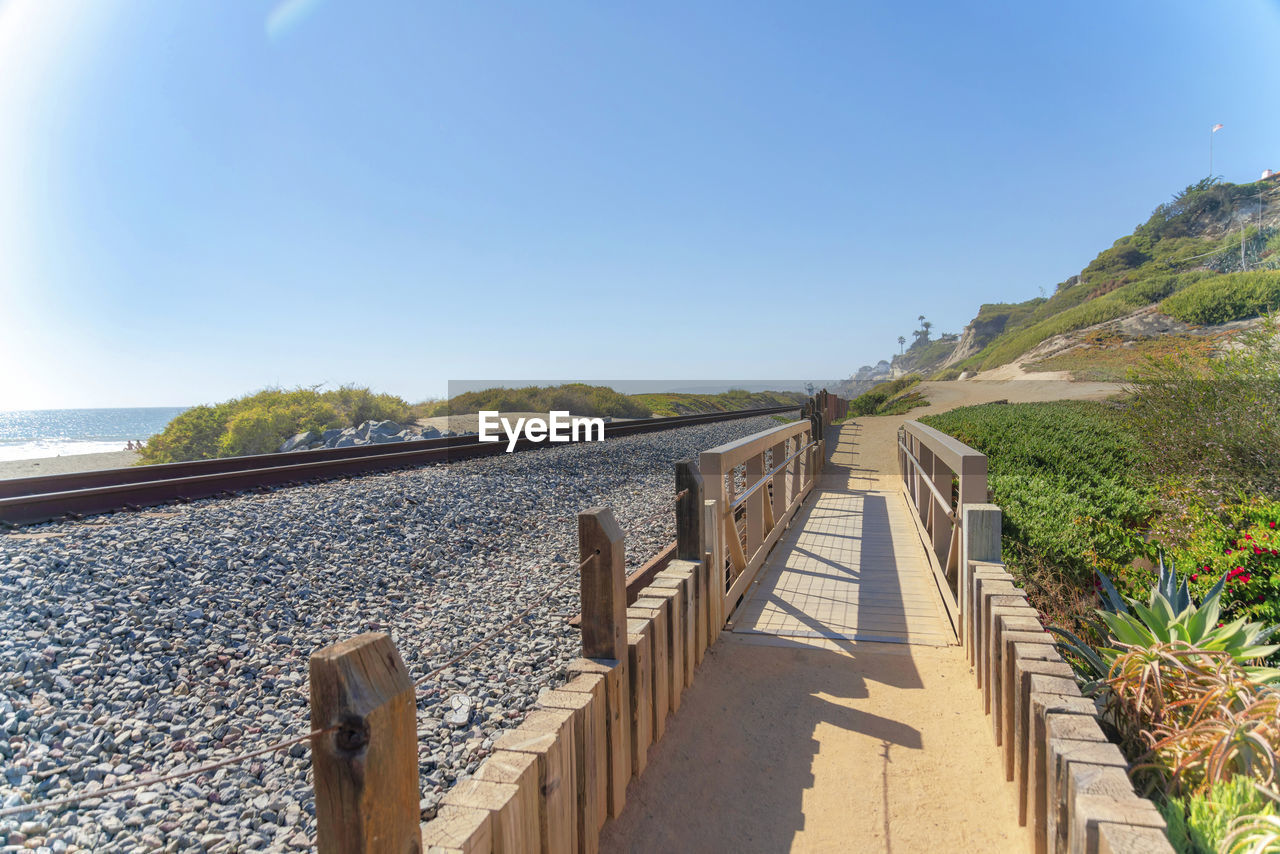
[918,314,926,328]
[921,321,933,339]
[897,335,906,354]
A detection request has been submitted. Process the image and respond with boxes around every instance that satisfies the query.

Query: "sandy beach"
[0,450,140,480]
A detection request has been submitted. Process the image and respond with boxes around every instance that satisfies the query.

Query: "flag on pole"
[1212,124,1224,132]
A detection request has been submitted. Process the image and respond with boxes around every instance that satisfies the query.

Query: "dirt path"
[855,377,1123,477]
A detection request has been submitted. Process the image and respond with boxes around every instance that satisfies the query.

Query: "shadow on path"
[599,640,922,853]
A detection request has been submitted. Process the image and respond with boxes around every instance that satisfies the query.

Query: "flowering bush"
[1159,497,1280,631]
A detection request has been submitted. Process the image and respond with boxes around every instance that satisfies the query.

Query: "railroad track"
[0,406,800,526]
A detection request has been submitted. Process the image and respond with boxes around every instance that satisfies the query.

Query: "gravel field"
[0,415,785,853]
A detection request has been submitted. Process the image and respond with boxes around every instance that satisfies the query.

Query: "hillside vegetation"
[845,375,926,418]
[427,384,650,418]
[947,179,1280,372]
[847,178,1280,386]
[631,389,807,417]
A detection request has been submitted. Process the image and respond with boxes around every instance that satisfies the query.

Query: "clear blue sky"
[2,0,1278,408]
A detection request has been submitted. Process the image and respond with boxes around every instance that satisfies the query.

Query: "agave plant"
[1052,555,1280,693]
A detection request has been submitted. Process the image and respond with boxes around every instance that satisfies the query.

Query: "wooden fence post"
[577,507,632,818]
[674,460,704,563]
[310,632,420,854]
[579,508,627,662]
[962,505,1003,651]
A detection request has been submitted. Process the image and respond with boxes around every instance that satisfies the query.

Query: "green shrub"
[877,390,928,416]
[137,404,231,464]
[1159,270,1280,325]
[931,366,964,381]
[326,386,409,426]
[847,375,922,417]
[139,385,411,464]
[1163,777,1278,854]
[975,296,1134,369]
[1110,271,1214,307]
[1126,320,1280,502]
[1147,495,1280,631]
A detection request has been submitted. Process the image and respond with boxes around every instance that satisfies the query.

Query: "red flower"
[1241,574,1252,583]
[1225,549,1233,555]
[1245,534,1253,540]
[1256,547,1265,555]
[1191,574,1199,581]
[1271,521,1277,529]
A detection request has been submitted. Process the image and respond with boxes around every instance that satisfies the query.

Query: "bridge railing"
[897,419,988,631]
[701,417,823,619]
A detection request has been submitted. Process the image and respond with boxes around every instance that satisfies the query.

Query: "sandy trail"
[0,450,140,480]
[855,377,1123,478]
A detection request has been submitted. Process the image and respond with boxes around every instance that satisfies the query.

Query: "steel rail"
[0,406,799,526]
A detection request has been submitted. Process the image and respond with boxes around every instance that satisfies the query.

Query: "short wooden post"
[578,508,627,663]
[626,619,653,776]
[653,567,695,689]
[675,460,704,563]
[472,751,541,853]
[575,508,631,820]
[962,505,1003,648]
[639,584,684,708]
[309,632,420,854]
[492,709,578,854]
[631,599,670,738]
[565,660,628,820]
[420,806,491,853]
[538,677,608,854]
[440,779,525,854]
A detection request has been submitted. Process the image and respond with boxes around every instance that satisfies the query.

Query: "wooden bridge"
[306,391,1174,854]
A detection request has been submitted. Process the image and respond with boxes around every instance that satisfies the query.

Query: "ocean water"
[0,408,188,461]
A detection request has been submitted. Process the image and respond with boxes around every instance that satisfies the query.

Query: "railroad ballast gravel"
[0,415,784,852]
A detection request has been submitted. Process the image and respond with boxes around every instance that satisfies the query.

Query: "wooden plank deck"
[728,473,955,647]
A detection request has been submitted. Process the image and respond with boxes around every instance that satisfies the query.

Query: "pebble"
[0,416,783,851]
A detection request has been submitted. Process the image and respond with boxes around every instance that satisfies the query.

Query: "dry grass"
[1025,334,1217,382]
